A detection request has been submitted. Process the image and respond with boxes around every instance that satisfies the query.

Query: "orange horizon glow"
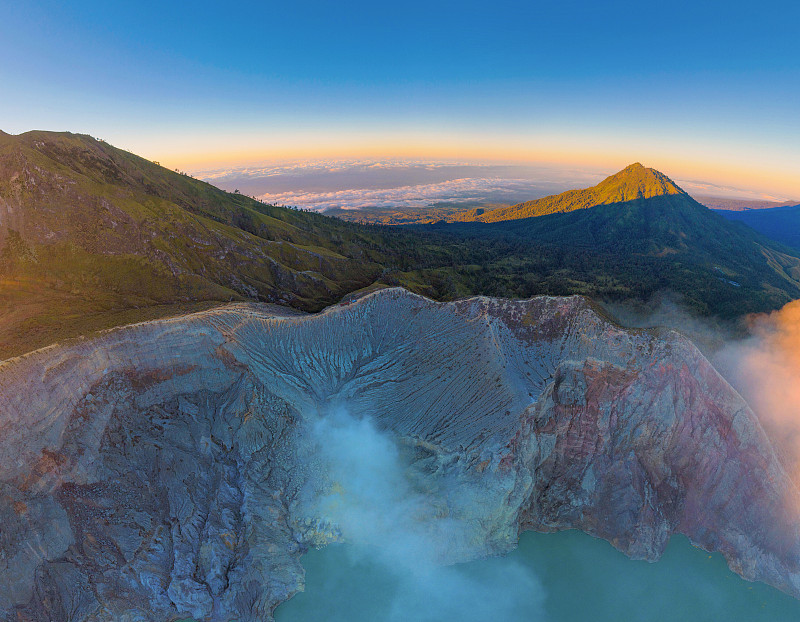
[5,2,800,203]
[142,138,800,201]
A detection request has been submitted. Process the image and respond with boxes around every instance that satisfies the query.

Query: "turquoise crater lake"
[275,530,800,621]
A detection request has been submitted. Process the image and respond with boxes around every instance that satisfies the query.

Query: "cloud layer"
[256,177,544,210]
[197,159,481,182]
[195,159,606,210]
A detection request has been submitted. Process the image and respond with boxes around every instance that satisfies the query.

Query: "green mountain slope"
[453,163,684,222]
[0,131,419,356]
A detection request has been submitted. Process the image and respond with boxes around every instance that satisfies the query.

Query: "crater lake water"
[274,530,800,621]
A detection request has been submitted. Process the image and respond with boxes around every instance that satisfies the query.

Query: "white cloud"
[256,177,542,210]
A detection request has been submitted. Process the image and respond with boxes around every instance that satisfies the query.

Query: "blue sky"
[1,1,799,196]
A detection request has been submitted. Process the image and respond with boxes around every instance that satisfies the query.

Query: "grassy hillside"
[0,131,431,357]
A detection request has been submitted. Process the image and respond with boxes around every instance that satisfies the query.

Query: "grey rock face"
[0,288,798,620]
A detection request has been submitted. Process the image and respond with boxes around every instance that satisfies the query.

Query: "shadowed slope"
[717,205,800,251]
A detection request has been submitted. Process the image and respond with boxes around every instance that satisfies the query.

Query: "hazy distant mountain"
[695,196,800,211]
[716,205,800,250]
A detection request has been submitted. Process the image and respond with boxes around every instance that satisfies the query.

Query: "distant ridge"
[696,195,800,212]
[454,163,686,222]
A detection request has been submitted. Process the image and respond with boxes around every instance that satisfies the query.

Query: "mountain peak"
[596,163,685,202]
[459,163,689,223]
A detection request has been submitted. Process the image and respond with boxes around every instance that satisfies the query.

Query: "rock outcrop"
[1,288,798,621]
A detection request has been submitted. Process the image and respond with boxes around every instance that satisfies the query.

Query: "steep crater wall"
[0,288,798,621]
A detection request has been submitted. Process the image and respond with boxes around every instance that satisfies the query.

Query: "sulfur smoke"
[299,407,546,622]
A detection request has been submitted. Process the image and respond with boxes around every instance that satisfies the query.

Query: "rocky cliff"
[1,288,798,621]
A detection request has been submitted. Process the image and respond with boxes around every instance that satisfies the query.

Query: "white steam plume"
[302,407,546,622]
